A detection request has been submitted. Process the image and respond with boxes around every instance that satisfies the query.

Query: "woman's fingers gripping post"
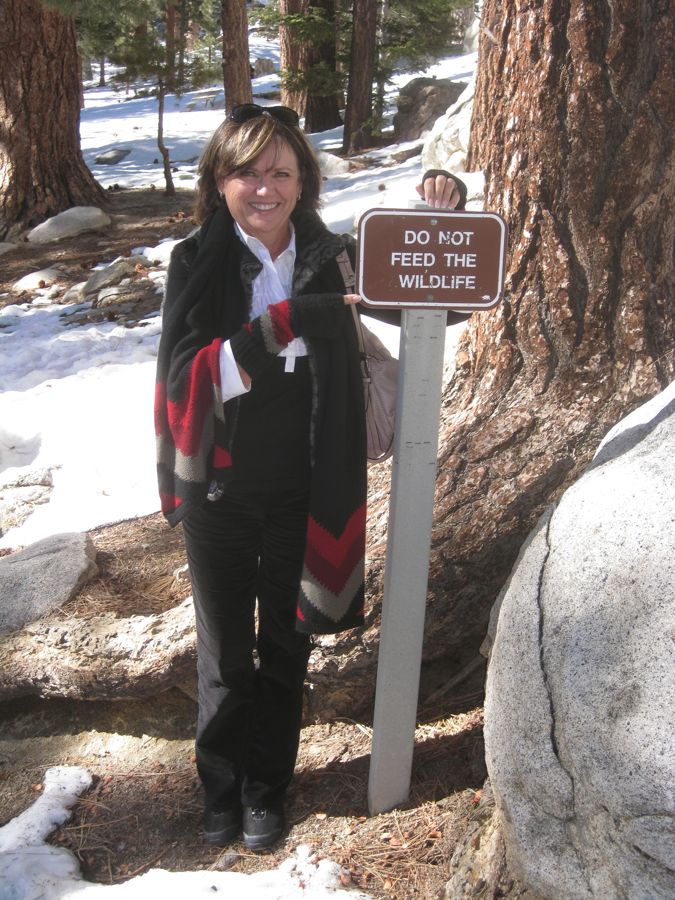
[343,293,362,305]
[416,175,461,210]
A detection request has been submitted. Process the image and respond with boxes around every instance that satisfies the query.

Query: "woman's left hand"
[415,173,462,209]
[343,294,361,305]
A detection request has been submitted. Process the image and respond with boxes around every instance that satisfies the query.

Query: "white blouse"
[219,223,308,401]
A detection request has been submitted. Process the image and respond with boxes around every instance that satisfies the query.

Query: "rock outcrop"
[393,77,466,143]
[483,384,675,898]
[0,595,197,701]
[421,79,474,173]
[0,533,98,636]
[26,207,112,244]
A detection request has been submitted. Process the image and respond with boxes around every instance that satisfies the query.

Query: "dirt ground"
[0,515,488,900]
[0,186,198,300]
[1,189,491,898]
[0,673,486,898]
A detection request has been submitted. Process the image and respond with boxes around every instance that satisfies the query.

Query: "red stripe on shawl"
[159,492,183,515]
[212,444,233,467]
[303,505,366,595]
[268,300,295,346]
[162,339,222,458]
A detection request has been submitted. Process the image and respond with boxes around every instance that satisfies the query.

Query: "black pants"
[182,484,312,811]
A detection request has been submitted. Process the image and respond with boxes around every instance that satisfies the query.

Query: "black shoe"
[203,805,241,846]
[243,805,284,851]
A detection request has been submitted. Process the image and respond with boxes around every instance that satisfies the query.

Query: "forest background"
[0,0,672,898]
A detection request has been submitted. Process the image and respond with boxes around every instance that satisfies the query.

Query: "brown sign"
[356,208,507,310]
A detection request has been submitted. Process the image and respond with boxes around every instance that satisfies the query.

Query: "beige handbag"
[337,250,398,463]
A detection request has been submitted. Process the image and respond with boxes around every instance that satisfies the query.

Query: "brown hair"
[194,114,323,224]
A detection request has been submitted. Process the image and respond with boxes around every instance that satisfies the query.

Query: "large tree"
[341,0,378,153]
[273,0,342,132]
[306,0,674,724]
[0,0,104,239]
[278,0,309,117]
[418,0,674,663]
[220,0,252,112]
[302,0,342,132]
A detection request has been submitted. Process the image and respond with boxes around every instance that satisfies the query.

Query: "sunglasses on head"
[229,103,300,127]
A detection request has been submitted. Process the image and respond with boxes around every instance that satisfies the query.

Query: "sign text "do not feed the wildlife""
[356,208,507,310]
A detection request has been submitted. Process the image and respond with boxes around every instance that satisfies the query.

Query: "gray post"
[367,307,447,816]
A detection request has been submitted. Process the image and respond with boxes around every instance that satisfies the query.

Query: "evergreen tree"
[0,0,104,238]
[342,0,377,153]
[258,0,346,132]
[106,1,177,195]
[220,0,252,111]
[372,0,470,129]
[262,0,470,139]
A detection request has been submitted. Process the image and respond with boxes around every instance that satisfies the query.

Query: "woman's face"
[218,139,302,256]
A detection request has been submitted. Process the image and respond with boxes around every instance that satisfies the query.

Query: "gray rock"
[0,243,17,257]
[422,78,475,174]
[484,385,675,899]
[27,207,111,244]
[463,16,480,54]
[94,148,131,165]
[393,77,465,142]
[317,150,350,177]
[0,533,98,636]
[83,256,149,297]
[0,596,197,701]
[253,57,276,77]
[62,281,88,304]
[97,286,122,306]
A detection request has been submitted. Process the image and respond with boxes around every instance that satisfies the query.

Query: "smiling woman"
[155,105,368,854]
[153,103,465,856]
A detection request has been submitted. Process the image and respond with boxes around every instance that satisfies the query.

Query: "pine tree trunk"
[157,81,176,197]
[220,0,252,113]
[177,0,189,89]
[0,0,104,240]
[303,0,342,133]
[279,0,309,117]
[418,0,674,661]
[342,0,378,153]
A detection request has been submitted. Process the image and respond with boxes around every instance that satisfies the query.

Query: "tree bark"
[165,0,177,92]
[220,0,252,113]
[157,80,176,197]
[342,0,378,153]
[304,0,343,133]
[279,0,309,117]
[418,0,674,659]
[0,0,104,240]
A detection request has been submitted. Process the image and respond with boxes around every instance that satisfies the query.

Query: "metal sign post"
[356,208,507,816]
[367,307,447,814]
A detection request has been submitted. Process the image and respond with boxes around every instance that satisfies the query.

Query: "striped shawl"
[155,205,367,634]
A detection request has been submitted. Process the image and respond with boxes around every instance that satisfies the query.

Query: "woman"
[155,103,466,852]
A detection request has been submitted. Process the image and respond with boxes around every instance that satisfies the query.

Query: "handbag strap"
[336,249,366,358]
[336,248,356,291]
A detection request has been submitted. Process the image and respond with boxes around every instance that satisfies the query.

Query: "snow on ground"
[0,767,373,899]
[0,44,476,550]
[0,36,476,895]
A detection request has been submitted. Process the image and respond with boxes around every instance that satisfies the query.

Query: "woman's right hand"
[343,294,361,305]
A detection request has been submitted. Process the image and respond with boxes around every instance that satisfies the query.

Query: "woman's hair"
[194,114,323,224]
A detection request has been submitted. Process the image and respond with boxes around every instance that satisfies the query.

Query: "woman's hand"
[343,294,361,305]
[415,173,462,209]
